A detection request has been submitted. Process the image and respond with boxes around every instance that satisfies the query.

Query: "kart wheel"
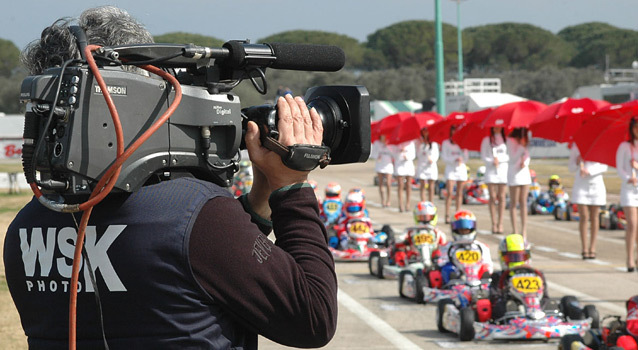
[560,295,584,320]
[559,334,585,350]
[554,206,561,220]
[583,304,600,329]
[368,251,380,277]
[599,212,606,229]
[436,298,454,333]
[459,306,475,341]
[414,269,428,304]
[377,256,389,279]
[610,213,618,230]
[398,270,411,299]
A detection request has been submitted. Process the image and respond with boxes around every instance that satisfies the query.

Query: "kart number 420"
[455,250,481,264]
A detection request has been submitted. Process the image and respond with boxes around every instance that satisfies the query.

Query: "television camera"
[20,40,370,202]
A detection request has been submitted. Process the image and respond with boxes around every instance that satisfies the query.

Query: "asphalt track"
[258,161,637,350]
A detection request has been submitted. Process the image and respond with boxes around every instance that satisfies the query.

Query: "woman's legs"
[509,186,521,235]
[577,204,589,256]
[428,179,435,203]
[518,184,529,239]
[588,205,600,257]
[384,174,392,207]
[578,204,589,256]
[397,176,405,212]
[377,173,386,207]
[455,180,465,213]
[488,183,498,232]
[419,178,426,202]
[497,184,507,233]
[405,176,413,210]
[445,179,454,222]
[623,206,638,269]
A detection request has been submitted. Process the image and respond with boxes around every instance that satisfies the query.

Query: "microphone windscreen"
[269,43,345,72]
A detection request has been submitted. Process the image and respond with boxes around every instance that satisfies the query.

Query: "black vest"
[4,178,254,349]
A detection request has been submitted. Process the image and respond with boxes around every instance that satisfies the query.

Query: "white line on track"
[337,288,422,350]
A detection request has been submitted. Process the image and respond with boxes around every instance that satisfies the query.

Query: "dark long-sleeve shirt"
[189,186,338,348]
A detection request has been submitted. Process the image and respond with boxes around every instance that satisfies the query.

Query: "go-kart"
[530,188,569,215]
[600,204,626,230]
[329,217,386,261]
[415,241,492,306]
[554,200,579,221]
[367,225,444,302]
[463,179,489,205]
[230,173,253,198]
[559,315,636,350]
[438,265,598,341]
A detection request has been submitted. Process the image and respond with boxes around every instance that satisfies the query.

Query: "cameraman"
[4,6,337,349]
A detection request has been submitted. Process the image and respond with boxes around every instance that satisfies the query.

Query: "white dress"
[480,135,509,184]
[616,141,638,207]
[506,138,531,186]
[441,139,468,182]
[392,140,416,177]
[568,145,607,206]
[415,141,439,181]
[373,140,394,175]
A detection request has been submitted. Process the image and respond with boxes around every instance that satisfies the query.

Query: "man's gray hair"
[21,6,154,75]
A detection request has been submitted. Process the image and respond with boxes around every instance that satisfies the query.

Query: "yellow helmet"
[498,234,531,269]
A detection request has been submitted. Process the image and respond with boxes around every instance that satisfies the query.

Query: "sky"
[2,0,637,50]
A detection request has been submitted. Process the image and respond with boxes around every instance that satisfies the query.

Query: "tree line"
[0,20,635,113]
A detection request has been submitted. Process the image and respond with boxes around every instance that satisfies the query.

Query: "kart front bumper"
[473,318,592,340]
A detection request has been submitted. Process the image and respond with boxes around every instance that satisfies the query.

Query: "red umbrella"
[387,111,443,145]
[451,108,495,151]
[371,120,381,142]
[429,112,469,143]
[481,100,547,130]
[376,112,413,140]
[530,98,611,143]
[573,100,638,167]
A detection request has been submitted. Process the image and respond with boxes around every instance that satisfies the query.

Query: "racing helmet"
[529,169,537,181]
[413,201,438,226]
[477,166,486,179]
[451,210,477,243]
[345,190,365,216]
[325,182,341,198]
[549,174,561,189]
[498,233,531,270]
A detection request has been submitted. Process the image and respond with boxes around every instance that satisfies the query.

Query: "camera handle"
[261,135,331,171]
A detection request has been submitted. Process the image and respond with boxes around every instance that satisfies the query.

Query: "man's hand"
[245,94,323,192]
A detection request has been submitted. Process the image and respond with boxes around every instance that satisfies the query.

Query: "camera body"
[20,42,370,199]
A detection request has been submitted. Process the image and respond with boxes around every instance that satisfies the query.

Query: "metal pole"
[435,0,446,115]
[456,0,464,91]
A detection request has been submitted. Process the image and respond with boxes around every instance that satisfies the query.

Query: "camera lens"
[306,96,343,153]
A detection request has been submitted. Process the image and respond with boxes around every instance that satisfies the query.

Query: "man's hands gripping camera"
[244,95,323,218]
